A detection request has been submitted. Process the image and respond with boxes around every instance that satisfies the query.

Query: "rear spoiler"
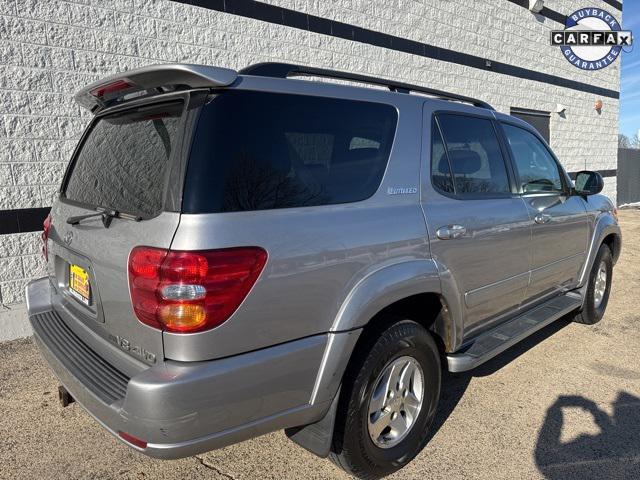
[75,63,238,113]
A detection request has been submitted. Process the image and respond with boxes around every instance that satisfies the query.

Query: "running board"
[447,293,582,373]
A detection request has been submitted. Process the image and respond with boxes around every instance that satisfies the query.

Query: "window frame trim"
[497,120,572,197]
[429,110,518,200]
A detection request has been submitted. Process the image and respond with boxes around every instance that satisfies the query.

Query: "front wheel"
[329,319,441,479]
[574,244,613,325]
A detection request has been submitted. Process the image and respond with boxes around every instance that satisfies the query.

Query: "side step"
[447,293,582,373]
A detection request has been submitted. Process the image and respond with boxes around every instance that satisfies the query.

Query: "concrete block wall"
[0,0,622,329]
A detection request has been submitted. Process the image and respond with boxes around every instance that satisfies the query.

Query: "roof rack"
[239,62,494,110]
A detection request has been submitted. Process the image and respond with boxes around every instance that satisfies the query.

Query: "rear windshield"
[63,102,184,218]
[182,90,397,213]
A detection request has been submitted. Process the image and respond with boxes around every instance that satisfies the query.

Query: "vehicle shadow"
[426,315,640,478]
[534,392,640,479]
[426,315,574,443]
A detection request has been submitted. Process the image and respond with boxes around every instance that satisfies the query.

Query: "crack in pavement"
[195,456,237,480]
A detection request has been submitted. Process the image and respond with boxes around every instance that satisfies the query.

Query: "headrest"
[437,153,450,175]
[446,149,482,175]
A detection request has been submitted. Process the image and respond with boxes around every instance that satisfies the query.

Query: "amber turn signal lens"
[158,304,207,332]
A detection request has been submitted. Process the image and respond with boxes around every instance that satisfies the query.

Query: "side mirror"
[574,170,604,196]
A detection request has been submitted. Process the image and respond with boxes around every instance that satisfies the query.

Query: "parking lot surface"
[1,210,639,480]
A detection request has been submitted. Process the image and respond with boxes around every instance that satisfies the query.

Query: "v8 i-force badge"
[551,7,632,70]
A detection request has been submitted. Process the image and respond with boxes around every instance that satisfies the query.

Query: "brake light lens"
[41,213,52,262]
[128,247,267,333]
[90,79,133,98]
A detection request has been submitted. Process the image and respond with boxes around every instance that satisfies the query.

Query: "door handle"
[436,225,467,240]
[534,213,552,224]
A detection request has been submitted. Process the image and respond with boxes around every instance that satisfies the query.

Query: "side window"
[183,91,398,213]
[435,114,510,195]
[502,124,564,194]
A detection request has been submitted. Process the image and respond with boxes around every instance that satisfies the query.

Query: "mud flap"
[285,387,340,458]
[58,385,75,407]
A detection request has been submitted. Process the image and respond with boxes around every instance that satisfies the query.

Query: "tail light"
[128,247,267,333]
[41,213,52,262]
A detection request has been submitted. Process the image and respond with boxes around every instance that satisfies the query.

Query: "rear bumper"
[26,277,342,459]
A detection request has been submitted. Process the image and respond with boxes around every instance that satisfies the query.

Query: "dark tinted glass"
[437,114,510,195]
[183,90,397,213]
[64,102,183,218]
[431,120,454,193]
[502,124,563,193]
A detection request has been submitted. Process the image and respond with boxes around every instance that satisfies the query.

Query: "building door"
[511,107,551,144]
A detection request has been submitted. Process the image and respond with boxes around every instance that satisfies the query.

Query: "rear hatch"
[47,97,194,366]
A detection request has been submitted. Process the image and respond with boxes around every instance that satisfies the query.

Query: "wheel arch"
[330,259,458,352]
[602,231,621,264]
[579,214,622,287]
[287,262,455,458]
[351,292,450,359]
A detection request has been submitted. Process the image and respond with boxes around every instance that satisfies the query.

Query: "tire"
[329,318,441,479]
[574,244,613,325]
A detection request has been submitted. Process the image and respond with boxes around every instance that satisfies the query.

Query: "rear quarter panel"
[166,82,429,361]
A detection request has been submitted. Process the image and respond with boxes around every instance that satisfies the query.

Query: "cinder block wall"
[0,0,622,320]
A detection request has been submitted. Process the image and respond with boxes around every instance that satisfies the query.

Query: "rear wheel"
[329,319,441,479]
[574,244,613,325]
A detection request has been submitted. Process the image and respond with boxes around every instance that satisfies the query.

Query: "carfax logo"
[551,7,633,70]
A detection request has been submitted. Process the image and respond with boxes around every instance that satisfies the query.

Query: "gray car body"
[26,64,621,459]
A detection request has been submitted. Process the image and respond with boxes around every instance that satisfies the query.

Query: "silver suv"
[26,62,621,479]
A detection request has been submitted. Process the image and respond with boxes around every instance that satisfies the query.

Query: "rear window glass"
[64,102,183,218]
[182,90,397,213]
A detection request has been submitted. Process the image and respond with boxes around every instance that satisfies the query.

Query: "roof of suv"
[75,62,495,114]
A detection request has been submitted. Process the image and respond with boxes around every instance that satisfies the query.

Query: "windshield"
[63,101,184,218]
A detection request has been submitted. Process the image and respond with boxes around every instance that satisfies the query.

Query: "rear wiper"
[66,208,141,228]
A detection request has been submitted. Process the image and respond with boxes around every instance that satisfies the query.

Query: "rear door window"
[63,102,184,218]
[182,90,398,213]
[434,113,510,196]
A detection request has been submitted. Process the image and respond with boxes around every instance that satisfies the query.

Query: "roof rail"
[239,62,494,110]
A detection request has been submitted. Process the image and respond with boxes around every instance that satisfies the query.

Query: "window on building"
[510,107,551,144]
[433,114,511,196]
